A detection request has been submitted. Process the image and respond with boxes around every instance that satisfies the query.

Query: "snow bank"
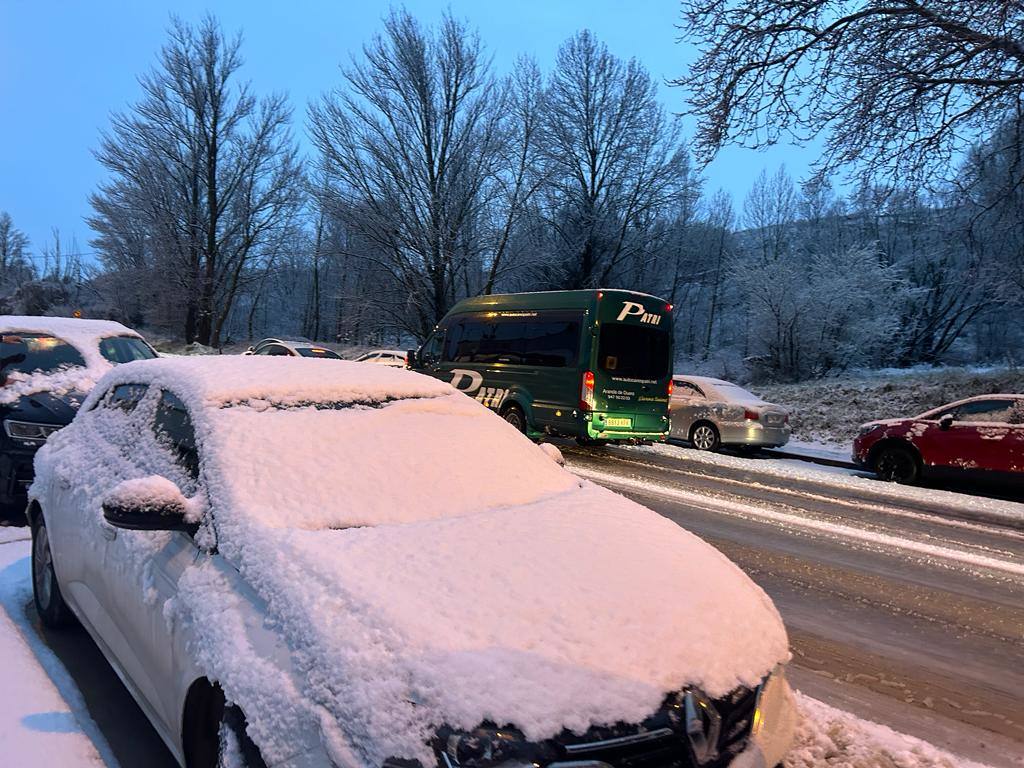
[0,315,144,404]
[37,356,791,767]
[787,694,994,768]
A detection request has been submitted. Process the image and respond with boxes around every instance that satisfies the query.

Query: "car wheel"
[189,687,268,768]
[689,422,721,452]
[502,404,527,434]
[31,515,75,629]
[873,444,920,484]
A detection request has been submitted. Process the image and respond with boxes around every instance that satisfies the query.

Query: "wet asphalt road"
[562,443,1024,767]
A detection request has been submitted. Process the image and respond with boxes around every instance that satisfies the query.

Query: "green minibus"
[407,289,674,444]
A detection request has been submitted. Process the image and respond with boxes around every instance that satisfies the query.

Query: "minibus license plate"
[606,417,632,428]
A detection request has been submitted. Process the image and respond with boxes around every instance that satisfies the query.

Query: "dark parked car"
[243,337,342,359]
[0,316,156,513]
[853,394,1024,484]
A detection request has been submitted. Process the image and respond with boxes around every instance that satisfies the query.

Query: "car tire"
[689,422,721,452]
[873,444,920,484]
[31,515,75,629]
[188,687,268,768]
[502,404,527,434]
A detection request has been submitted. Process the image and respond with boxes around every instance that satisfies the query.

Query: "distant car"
[29,356,796,768]
[670,375,791,452]
[353,349,407,367]
[244,337,342,359]
[0,315,156,511]
[853,394,1024,484]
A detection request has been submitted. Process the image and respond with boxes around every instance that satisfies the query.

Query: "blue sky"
[0,0,810,258]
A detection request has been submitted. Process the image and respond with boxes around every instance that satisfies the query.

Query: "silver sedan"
[671,375,791,451]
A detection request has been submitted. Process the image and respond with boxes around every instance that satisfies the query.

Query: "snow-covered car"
[353,349,407,367]
[28,356,796,768]
[0,315,156,511]
[670,376,791,452]
[853,394,1024,484]
[244,338,342,359]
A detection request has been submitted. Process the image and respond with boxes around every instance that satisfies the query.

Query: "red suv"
[853,395,1024,484]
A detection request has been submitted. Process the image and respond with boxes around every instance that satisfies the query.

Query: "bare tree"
[310,10,510,339]
[89,15,302,345]
[0,212,32,286]
[675,1,1024,185]
[540,31,690,289]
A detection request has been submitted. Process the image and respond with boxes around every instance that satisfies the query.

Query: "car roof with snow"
[87,355,451,409]
[1,315,141,345]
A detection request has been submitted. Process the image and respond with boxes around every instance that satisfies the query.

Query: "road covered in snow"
[563,442,1024,767]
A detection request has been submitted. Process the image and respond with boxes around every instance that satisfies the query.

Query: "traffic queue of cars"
[5,310,798,768]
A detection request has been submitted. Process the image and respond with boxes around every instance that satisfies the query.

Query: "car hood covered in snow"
[47,357,790,767]
[231,484,789,766]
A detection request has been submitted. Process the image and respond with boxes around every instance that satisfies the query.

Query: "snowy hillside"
[756,367,1024,446]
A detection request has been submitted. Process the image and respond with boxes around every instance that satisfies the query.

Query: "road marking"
[572,466,1024,579]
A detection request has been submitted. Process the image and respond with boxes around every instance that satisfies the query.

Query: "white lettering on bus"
[450,369,484,393]
[616,300,661,325]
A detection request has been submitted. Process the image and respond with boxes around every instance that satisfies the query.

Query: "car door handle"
[100,524,117,541]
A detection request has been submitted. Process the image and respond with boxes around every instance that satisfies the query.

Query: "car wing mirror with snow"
[939,413,955,431]
[102,476,199,534]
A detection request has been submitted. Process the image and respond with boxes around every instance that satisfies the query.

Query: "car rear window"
[297,347,342,359]
[597,324,670,380]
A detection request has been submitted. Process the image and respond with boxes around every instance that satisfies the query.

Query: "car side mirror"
[538,442,565,466]
[102,476,198,533]
[406,349,419,368]
[939,414,955,431]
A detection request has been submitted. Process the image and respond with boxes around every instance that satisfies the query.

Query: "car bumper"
[719,423,791,448]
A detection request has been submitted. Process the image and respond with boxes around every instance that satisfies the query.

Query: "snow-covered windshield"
[0,333,86,377]
[204,392,579,531]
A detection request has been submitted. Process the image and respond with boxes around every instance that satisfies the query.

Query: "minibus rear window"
[598,324,670,380]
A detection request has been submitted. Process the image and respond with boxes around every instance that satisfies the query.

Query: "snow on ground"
[0,533,111,767]
[787,694,995,768]
[643,442,1024,527]
[755,366,1024,446]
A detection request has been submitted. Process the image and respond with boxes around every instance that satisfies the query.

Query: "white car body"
[29,357,796,768]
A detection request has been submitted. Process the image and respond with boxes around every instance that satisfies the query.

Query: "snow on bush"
[0,315,146,403]
[35,356,791,767]
[787,694,991,768]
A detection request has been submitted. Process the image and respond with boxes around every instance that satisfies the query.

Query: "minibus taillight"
[580,371,596,412]
[668,379,674,397]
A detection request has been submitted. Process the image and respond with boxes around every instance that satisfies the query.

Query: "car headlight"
[439,726,538,768]
[750,666,797,766]
[3,419,62,444]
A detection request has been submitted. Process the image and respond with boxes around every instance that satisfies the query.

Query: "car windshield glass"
[297,347,341,359]
[99,335,157,363]
[597,324,670,380]
[0,333,86,376]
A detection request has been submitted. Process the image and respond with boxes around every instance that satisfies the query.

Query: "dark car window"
[0,333,86,375]
[598,324,670,380]
[154,390,199,481]
[954,399,1018,424]
[105,383,149,412]
[445,313,581,367]
[297,347,341,359]
[256,344,291,356]
[99,335,157,364]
